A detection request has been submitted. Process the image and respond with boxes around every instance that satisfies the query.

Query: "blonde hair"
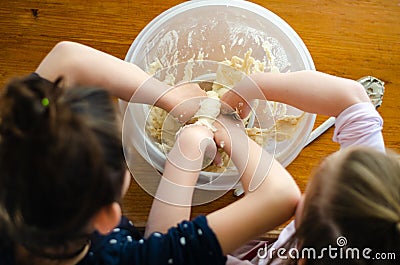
[273,147,400,264]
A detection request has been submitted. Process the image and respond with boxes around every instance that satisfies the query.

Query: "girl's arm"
[145,124,215,237]
[146,113,299,254]
[206,114,301,254]
[35,41,206,116]
[222,70,370,118]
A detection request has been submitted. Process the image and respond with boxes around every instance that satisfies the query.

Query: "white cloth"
[333,102,384,152]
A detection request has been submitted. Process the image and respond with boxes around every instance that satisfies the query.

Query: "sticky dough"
[146,47,303,172]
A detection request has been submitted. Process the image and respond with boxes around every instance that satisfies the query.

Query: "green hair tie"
[41,97,50,107]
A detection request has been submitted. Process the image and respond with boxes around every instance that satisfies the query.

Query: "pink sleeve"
[333,102,385,152]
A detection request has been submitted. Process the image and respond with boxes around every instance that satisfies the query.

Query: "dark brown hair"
[0,74,126,257]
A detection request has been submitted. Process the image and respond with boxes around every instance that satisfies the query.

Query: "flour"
[193,90,221,132]
[145,46,303,172]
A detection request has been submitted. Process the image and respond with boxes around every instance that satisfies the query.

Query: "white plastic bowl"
[121,0,316,191]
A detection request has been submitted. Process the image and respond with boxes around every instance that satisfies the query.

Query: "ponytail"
[0,74,126,256]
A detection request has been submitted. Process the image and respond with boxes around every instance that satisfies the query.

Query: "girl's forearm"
[36,41,206,116]
[222,132,290,194]
[216,125,274,193]
[207,136,300,254]
[145,161,199,238]
[251,71,370,117]
[145,126,214,237]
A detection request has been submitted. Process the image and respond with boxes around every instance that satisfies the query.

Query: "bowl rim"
[125,0,315,71]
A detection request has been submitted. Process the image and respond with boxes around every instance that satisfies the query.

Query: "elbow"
[349,79,370,104]
[274,180,301,219]
[51,41,82,70]
[46,41,86,84]
[52,40,79,50]
[49,41,82,65]
[284,184,302,215]
[332,80,370,117]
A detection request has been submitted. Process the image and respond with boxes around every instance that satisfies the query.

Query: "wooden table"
[1,0,399,235]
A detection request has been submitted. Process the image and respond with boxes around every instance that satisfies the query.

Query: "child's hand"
[131,79,207,123]
[158,83,208,123]
[220,75,264,119]
[168,124,216,172]
[213,104,247,154]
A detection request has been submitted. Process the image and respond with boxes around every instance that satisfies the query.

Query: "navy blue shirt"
[0,216,226,265]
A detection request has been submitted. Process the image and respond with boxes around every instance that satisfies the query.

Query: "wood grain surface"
[1,0,399,234]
